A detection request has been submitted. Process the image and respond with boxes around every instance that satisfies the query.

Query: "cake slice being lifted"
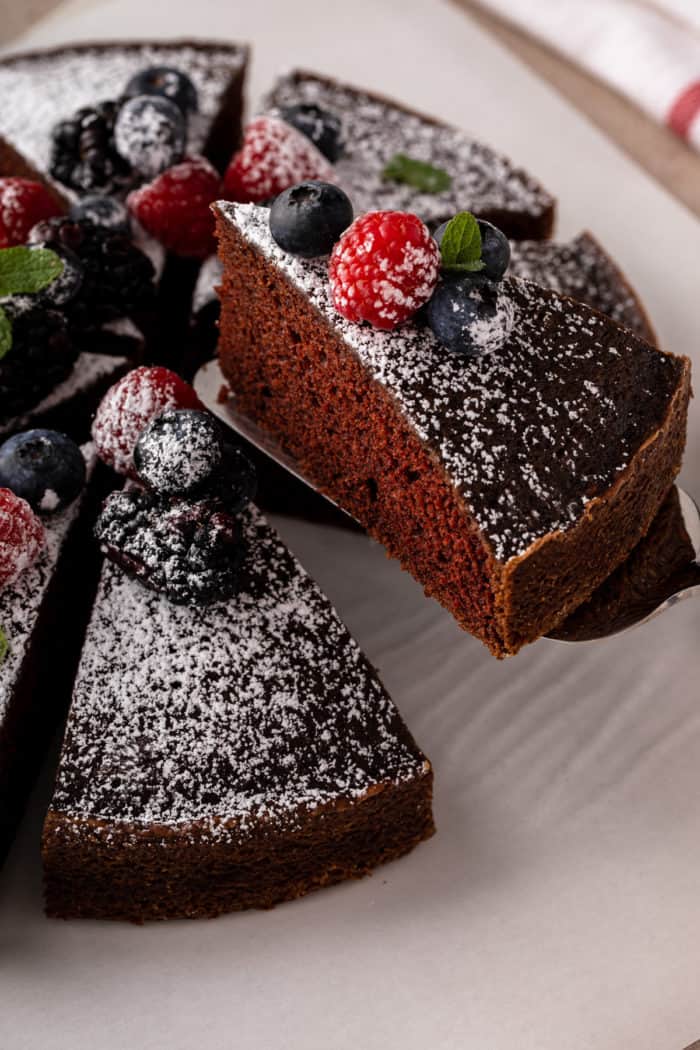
[213,201,691,658]
[43,374,433,921]
[263,69,555,240]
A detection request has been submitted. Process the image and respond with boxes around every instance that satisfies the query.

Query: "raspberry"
[91,366,202,475]
[223,116,334,204]
[0,487,45,590]
[127,155,221,258]
[328,211,440,330]
[0,178,62,248]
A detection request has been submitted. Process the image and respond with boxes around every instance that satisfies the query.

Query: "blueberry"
[434,218,511,282]
[0,430,86,512]
[134,409,225,498]
[114,95,186,179]
[124,66,198,114]
[427,276,513,357]
[279,103,343,162]
[270,181,353,258]
[28,242,84,307]
[69,194,130,232]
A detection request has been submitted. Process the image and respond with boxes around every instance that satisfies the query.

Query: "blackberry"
[29,217,155,330]
[49,99,133,195]
[0,297,77,421]
[279,103,344,162]
[29,243,84,308]
[95,488,245,605]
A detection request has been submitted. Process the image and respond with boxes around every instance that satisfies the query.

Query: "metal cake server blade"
[195,360,700,643]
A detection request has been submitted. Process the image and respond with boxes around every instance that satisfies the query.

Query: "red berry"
[0,177,63,249]
[329,211,440,330]
[223,116,334,204]
[0,488,45,590]
[92,366,202,475]
[127,156,221,258]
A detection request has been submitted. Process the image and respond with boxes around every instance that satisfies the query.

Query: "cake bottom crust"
[42,773,434,922]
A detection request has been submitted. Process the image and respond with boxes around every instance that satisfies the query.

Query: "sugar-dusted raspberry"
[223,116,334,204]
[328,211,440,330]
[0,178,63,248]
[0,487,45,591]
[127,155,221,258]
[91,366,201,475]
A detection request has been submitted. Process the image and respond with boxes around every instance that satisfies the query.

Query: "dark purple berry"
[270,181,353,258]
[69,194,130,232]
[0,429,85,512]
[434,218,511,282]
[124,66,198,114]
[134,409,224,497]
[49,100,132,195]
[279,103,343,162]
[114,95,186,178]
[427,276,512,357]
[0,297,77,421]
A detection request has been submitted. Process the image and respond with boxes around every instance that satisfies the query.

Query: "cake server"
[195,360,700,643]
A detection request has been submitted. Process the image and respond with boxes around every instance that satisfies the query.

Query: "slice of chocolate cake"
[214,201,691,658]
[264,70,555,240]
[43,501,433,921]
[0,446,101,864]
[509,232,656,343]
[0,40,248,196]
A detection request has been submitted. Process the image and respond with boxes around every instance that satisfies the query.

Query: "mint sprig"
[0,627,8,666]
[0,246,64,361]
[438,211,485,274]
[381,153,452,194]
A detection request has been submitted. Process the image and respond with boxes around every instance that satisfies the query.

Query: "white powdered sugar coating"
[192,254,222,315]
[0,445,95,724]
[51,503,426,839]
[219,202,680,563]
[0,41,247,200]
[113,96,184,179]
[0,352,127,438]
[265,72,553,226]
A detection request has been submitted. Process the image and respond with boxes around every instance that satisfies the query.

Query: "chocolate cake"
[43,502,433,921]
[214,201,691,658]
[0,447,101,864]
[264,70,555,240]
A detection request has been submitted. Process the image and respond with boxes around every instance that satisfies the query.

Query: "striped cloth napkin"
[477,0,700,151]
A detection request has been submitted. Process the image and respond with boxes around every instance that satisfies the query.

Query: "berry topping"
[329,211,440,330]
[91,366,201,475]
[29,243,83,307]
[435,215,511,282]
[50,100,132,195]
[0,297,76,420]
[270,180,353,258]
[125,66,198,115]
[134,409,224,497]
[426,275,516,357]
[114,95,186,179]
[0,178,63,249]
[0,430,85,513]
[223,116,334,205]
[127,155,221,258]
[28,217,155,329]
[0,487,45,591]
[279,103,344,162]
[95,489,244,605]
[69,194,130,232]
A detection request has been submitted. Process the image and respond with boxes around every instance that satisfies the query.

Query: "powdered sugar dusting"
[265,72,553,227]
[50,503,427,838]
[219,202,681,563]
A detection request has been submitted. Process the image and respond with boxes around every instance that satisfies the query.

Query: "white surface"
[1,2,699,1049]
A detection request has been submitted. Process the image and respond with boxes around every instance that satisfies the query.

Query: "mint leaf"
[0,246,64,297]
[0,627,8,666]
[381,154,452,194]
[0,306,11,361]
[439,212,484,273]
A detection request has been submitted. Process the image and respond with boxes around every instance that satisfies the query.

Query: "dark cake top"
[265,71,554,228]
[221,201,685,564]
[51,503,427,836]
[509,233,654,342]
[0,41,247,198]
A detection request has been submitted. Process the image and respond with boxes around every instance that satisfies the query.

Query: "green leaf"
[0,627,8,666]
[439,211,484,273]
[381,153,452,194]
[0,246,64,297]
[0,305,11,361]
